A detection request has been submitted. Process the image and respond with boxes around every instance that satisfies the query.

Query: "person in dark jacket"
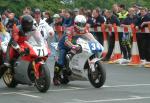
[91,8,105,45]
[63,10,73,28]
[43,11,53,26]
[121,7,139,59]
[6,12,19,33]
[136,7,150,64]
[102,10,121,61]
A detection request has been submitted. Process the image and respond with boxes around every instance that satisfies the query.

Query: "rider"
[3,15,44,69]
[53,15,96,85]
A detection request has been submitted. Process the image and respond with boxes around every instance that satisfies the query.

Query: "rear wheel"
[35,64,50,93]
[3,68,18,88]
[88,61,106,88]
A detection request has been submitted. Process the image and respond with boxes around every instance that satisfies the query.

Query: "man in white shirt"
[33,8,54,42]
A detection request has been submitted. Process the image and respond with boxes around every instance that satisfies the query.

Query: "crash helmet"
[21,15,33,32]
[74,15,87,33]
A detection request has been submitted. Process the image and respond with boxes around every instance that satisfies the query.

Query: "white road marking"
[104,83,150,88]
[65,96,150,103]
[48,88,86,92]
[49,83,150,92]
[15,92,40,98]
[131,95,143,98]
[0,91,41,98]
[0,92,17,95]
[72,99,87,102]
[69,87,84,89]
[0,83,150,96]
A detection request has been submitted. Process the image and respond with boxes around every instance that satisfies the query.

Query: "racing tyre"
[35,64,50,93]
[3,68,18,88]
[88,61,106,88]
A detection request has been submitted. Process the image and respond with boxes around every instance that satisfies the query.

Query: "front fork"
[32,60,44,79]
[88,59,95,72]
[88,58,100,72]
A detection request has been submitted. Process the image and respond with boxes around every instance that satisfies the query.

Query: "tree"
[0,0,149,16]
[0,0,66,15]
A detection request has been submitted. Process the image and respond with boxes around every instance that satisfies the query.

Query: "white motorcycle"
[51,37,106,88]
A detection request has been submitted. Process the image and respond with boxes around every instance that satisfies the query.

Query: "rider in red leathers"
[0,15,44,78]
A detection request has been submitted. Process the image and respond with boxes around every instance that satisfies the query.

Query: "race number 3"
[89,42,101,51]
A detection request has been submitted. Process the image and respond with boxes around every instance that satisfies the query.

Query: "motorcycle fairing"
[14,59,32,84]
[33,61,45,79]
[69,51,92,80]
[68,37,103,80]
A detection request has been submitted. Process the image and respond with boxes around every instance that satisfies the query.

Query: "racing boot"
[61,69,70,84]
[53,62,62,86]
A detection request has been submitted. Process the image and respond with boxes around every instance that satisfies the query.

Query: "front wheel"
[3,68,18,88]
[88,61,106,88]
[35,64,51,93]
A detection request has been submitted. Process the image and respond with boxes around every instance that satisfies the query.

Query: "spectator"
[51,13,63,61]
[0,22,10,52]
[53,14,64,41]
[43,11,53,26]
[136,7,150,64]
[121,8,138,26]
[63,10,73,28]
[102,10,121,61]
[72,8,79,21]
[6,12,19,33]
[132,4,141,16]
[112,4,119,17]
[1,12,9,27]
[58,9,66,24]
[23,7,32,15]
[19,7,32,23]
[118,4,128,23]
[33,8,54,42]
[73,8,79,16]
[59,9,66,17]
[91,8,105,45]
[3,9,11,18]
[79,7,86,16]
[85,9,93,27]
[148,9,150,13]
[121,8,139,59]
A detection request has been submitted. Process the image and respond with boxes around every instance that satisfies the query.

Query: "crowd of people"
[0,3,150,67]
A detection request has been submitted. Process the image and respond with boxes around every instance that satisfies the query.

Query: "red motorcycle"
[2,36,51,93]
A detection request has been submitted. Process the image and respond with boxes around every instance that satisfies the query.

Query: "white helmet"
[74,15,87,23]
[74,15,87,32]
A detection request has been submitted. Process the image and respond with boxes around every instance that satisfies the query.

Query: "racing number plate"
[88,42,102,52]
[33,46,48,57]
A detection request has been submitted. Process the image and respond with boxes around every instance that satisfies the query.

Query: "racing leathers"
[4,25,45,66]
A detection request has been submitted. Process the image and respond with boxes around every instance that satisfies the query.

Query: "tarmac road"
[0,57,150,103]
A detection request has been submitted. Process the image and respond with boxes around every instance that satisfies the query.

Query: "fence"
[53,24,150,67]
